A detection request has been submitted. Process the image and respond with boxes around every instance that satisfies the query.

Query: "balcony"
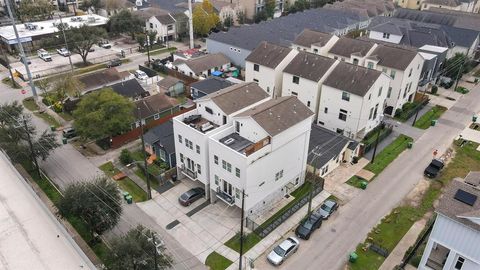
[216,187,235,206]
[182,114,219,133]
[425,243,449,270]
[180,164,197,180]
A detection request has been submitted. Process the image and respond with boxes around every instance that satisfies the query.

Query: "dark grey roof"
[422,0,463,7]
[308,125,353,169]
[324,62,382,97]
[370,22,403,36]
[173,53,230,74]
[219,133,253,153]
[292,29,334,48]
[155,14,175,25]
[111,79,146,99]
[150,0,187,13]
[437,178,480,232]
[328,37,376,58]
[236,96,314,136]
[368,44,418,70]
[144,120,175,154]
[134,94,178,119]
[283,52,336,82]
[245,41,293,69]
[190,77,234,95]
[348,140,360,150]
[208,8,368,51]
[394,8,480,32]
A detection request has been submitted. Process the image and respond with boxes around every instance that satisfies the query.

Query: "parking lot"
[137,178,241,263]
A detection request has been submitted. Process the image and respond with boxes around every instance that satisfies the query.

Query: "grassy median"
[414,105,447,130]
[205,252,233,270]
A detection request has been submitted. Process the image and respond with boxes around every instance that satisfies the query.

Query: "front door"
[223,181,232,196]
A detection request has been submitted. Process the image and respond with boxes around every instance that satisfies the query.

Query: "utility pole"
[412,88,428,127]
[138,107,152,199]
[24,117,40,178]
[145,32,151,64]
[238,189,245,270]
[58,15,74,72]
[5,0,38,98]
[188,0,194,49]
[452,48,470,93]
[152,233,159,270]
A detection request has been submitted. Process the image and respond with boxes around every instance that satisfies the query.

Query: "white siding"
[369,31,403,44]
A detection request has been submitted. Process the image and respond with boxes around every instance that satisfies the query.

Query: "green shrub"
[120,149,133,165]
[431,85,438,94]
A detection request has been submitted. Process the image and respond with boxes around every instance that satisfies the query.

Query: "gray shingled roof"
[157,76,183,90]
[245,41,293,69]
[308,124,354,169]
[208,8,368,51]
[144,120,175,154]
[173,53,230,74]
[155,14,175,25]
[283,52,336,82]
[292,29,334,48]
[236,96,314,137]
[134,93,178,119]
[111,79,147,99]
[328,37,376,58]
[437,178,480,232]
[370,22,403,36]
[323,62,382,97]
[199,82,269,115]
[190,77,234,95]
[368,44,417,70]
[422,0,462,7]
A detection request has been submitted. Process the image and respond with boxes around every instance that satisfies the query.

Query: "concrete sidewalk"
[379,218,428,270]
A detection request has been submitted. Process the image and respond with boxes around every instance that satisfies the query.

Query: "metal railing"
[216,187,235,205]
[180,164,197,180]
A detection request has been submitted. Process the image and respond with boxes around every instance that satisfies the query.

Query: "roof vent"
[224,138,235,145]
[454,189,477,206]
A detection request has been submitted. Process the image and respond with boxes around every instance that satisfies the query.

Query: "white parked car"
[37,49,52,62]
[56,47,70,57]
[134,70,148,80]
[267,237,299,266]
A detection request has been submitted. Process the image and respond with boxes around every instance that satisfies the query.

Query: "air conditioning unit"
[201,122,213,132]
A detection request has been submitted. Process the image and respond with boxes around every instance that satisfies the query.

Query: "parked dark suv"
[295,212,323,240]
[178,187,205,206]
[62,127,76,139]
[106,58,122,68]
[424,159,444,178]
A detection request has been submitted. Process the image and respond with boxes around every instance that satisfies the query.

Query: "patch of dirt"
[405,178,431,207]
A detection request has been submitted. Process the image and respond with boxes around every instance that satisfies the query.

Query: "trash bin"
[473,115,478,123]
[407,142,413,149]
[431,120,437,126]
[50,125,55,131]
[62,137,67,144]
[360,181,368,190]
[126,195,133,204]
[171,174,177,182]
[349,252,358,263]
[122,191,129,200]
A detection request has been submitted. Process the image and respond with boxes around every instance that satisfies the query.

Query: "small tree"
[120,149,133,165]
[51,73,85,98]
[58,177,122,240]
[148,30,157,46]
[265,0,276,18]
[73,88,135,140]
[192,0,220,36]
[108,10,143,40]
[254,11,268,23]
[105,225,172,270]
[236,9,246,25]
[136,35,146,49]
[66,25,107,65]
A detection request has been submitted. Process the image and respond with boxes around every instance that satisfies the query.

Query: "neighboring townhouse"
[418,174,480,270]
[173,82,270,199]
[365,44,424,116]
[190,77,234,100]
[317,62,390,139]
[208,96,314,215]
[418,45,448,87]
[324,0,396,18]
[172,53,231,79]
[245,41,299,98]
[146,14,177,43]
[394,0,422,10]
[144,120,177,168]
[133,93,179,127]
[394,7,480,31]
[291,29,339,55]
[281,52,338,119]
[110,79,149,101]
[157,76,184,97]
[326,37,377,66]
[307,124,359,178]
[421,0,476,12]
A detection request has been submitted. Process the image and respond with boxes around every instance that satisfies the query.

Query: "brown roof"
[157,76,183,89]
[79,68,129,91]
[283,52,336,82]
[323,61,382,97]
[134,93,179,119]
[367,44,418,70]
[155,14,175,24]
[173,53,230,74]
[245,41,293,69]
[293,29,334,48]
[236,96,314,136]
[328,37,375,58]
[437,178,480,232]
[200,82,269,115]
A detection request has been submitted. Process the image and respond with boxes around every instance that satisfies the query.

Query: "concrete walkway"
[379,217,428,270]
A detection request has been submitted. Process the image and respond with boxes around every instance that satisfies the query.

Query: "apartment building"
[145,15,177,43]
[317,62,390,139]
[173,82,270,200]
[208,96,313,215]
[291,29,339,55]
[245,41,298,98]
[326,37,377,66]
[419,174,480,270]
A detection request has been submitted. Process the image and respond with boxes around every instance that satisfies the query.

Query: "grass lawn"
[149,47,177,56]
[346,176,366,189]
[58,111,74,121]
[414,105,447,130]
[22,97,40,111]
[205,252,233,270]
[225,232,262,253]
[34,111,61,128]
[455,86,469,94]
[2,77,21,89]
[135,168,161,189]
[99,162,148,202]
[349,141,480,270]
[365,135,413,175]
[131,150,145,162]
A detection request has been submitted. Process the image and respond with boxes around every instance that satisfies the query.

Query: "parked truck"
[37,49,52,62]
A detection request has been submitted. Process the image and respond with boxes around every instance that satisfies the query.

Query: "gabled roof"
[190,77,234,95]
[134,93,178,118]
[292,29,334,48]
[154,14,175,24]
[198,82,269,115]
[157,76,183,90]
[368,44,418,70]
[370,22,403,36]
[236,96,314,137]
[173,53,230,74]
[328,37,376,58]
[283,52,336,82]
[422,0,463,7]
[79,68,129,91]
[308,125,354,169]
[245,41,293,69]
[323,62,382,97]
[111,79,147,99]
[144,120,175,154]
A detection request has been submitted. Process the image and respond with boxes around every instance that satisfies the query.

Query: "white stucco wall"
[368,31,403,44]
